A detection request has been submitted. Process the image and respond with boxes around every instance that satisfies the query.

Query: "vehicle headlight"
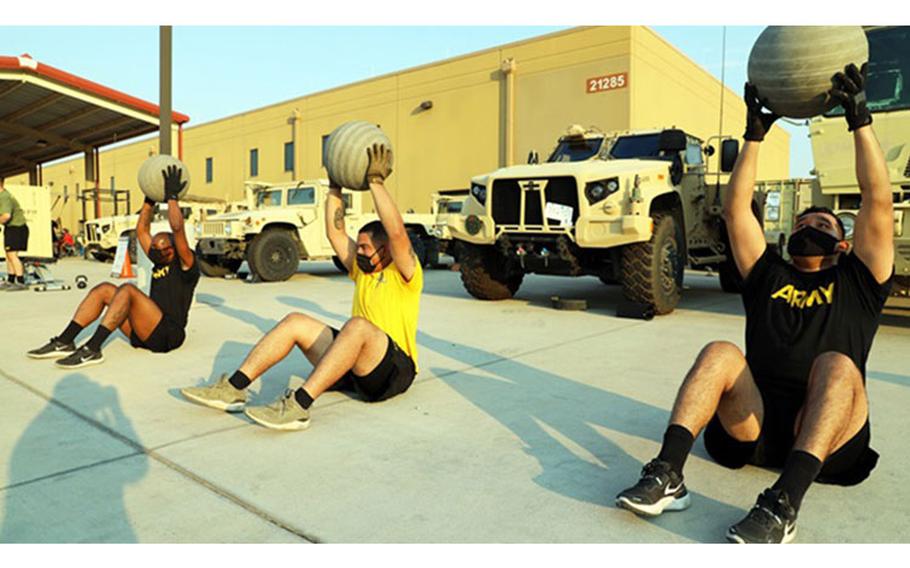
[224,223,233,236]
[836,212,856,240]
[471,183,487,205]
[195,224,202,237]
[584,177,620,205]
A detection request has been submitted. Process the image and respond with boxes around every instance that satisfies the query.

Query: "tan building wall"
[9,26,790,234]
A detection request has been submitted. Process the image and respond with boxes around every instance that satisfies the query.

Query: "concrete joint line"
[0,368,319,544]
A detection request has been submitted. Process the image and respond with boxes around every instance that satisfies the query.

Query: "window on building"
[287,186,316,206]
[321,134,330,167]
[250,148,259,177]
[110,176,115,189]
[284,141,294,172]
[206,157,213,183]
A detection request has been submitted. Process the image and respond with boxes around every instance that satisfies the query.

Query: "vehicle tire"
[332,255,349,274]
[196,252,241,279]
[247,229,300,282]
[423,237,441,268]
[459,243,524,300]
[408,231,428,267]
[620,213,684,315]
[91,247,114,263]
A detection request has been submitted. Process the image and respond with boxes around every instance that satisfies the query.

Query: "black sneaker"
[727,488,797,544]
[616,458,691,517]
[27,337,78,359]
[54,345,105,369]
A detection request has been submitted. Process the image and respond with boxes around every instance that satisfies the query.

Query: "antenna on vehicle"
[714,26,727,208]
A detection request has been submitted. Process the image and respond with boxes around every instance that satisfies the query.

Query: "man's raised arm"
[366,144,416,282]
[325,181,356,272]
[163,165,194,269]
[830,63,894,284]
[722,83,777,280]
[136,197,155,257]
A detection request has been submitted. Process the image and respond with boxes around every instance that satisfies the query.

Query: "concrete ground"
[1,257,908,543]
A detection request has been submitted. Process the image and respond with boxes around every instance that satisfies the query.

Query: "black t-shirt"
[150,256,200,329]
[742,249,892,401]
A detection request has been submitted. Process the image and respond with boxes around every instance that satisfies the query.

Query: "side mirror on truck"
[721,139,739,173]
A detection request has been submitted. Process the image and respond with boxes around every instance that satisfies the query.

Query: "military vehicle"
[83,213,139,262]
[430,189,469,263]
[195,180,443,281]
[758,26,910,297]
[447,125,748,314]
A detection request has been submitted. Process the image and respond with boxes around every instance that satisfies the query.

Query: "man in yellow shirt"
[181,144,422,431]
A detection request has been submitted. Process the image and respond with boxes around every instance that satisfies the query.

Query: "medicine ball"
[324,121,393,191]
[138,154,191,202]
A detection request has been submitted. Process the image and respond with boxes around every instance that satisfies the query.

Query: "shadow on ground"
[0,374,147,543]
[274,295,744,542]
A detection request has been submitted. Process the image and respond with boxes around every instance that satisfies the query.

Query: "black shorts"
[3,224,29,252]
[704,388,879,486]
[130,315,186,353]
[327,327,416,402]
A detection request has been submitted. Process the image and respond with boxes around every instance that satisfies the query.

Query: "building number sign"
[586,72,628,94]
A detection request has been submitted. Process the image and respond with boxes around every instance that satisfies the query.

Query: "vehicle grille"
[904,155,910,178]
[85,225,99,243]
[490,177,579,227]
[203,221,227,237]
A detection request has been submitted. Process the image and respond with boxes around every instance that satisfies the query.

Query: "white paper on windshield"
[545,202,574,227]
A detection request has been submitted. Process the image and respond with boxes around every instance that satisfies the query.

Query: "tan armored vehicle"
[83,213,139,262]
[758,26,910,297]
[447,125,744,314]
[196,180,442,281]
[430,189,469,263]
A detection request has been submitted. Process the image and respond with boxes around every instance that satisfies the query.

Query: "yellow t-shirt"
[349,258,423,370]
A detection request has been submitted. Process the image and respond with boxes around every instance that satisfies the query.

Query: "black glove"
[830,63,872,132]
[743,82,780,142]
[161,164,187,202]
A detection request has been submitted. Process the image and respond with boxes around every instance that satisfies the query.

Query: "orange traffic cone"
[119,248,135,279]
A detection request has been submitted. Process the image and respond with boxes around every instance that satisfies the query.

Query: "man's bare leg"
[617,341,763,516]
[75,283,163,354]
[298,316,388,400]
[767,352,868,511]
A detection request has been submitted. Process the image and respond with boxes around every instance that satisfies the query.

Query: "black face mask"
[148,247,170,266]
[356,246,384,274]
[787,226,841,257]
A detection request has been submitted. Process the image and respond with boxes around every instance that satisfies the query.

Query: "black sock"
[772,450,822,512]
[7,274,13,283]
[85,325,114,352]
[59,321,84,344]
[228,370,251,390]
[15,275,24,284]
[294,387,314,410]
[657,424,695,475]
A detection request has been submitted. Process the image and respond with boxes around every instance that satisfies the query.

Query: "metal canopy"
[0,53,189,180]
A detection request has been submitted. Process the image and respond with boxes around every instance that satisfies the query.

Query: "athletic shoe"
[54,345,104,369]
[28,337,77,359]
[616,458,691,517]
[244,389,311,431]
[5,282,28,291]
[180,373,247,412]
[727,488,798,544]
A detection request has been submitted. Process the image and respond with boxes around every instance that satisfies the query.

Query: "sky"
[0,25,813,177]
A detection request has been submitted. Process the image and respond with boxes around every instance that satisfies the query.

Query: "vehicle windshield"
[825,27,910,116]
[547,137,603,162]
[255,190,283,208]
[608,134,666,160]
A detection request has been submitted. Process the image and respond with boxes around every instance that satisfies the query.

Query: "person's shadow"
[274,295,745,542]
[0,374,148,543]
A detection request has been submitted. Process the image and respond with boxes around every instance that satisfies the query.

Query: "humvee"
[195,180,443,281]
[447,125,748,314]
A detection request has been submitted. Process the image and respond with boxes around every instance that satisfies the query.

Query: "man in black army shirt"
[615,64,894,543]
[28,166,200,368]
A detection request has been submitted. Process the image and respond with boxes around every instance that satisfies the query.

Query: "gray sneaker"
[244,389,311,431]
[5,282,28,291]
[181,373,248,412]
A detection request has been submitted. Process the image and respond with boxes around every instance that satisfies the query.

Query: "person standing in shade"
[0,179,30,291]
[181,144,422,431]
[615,64,894,543]
[27,166,200,367]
